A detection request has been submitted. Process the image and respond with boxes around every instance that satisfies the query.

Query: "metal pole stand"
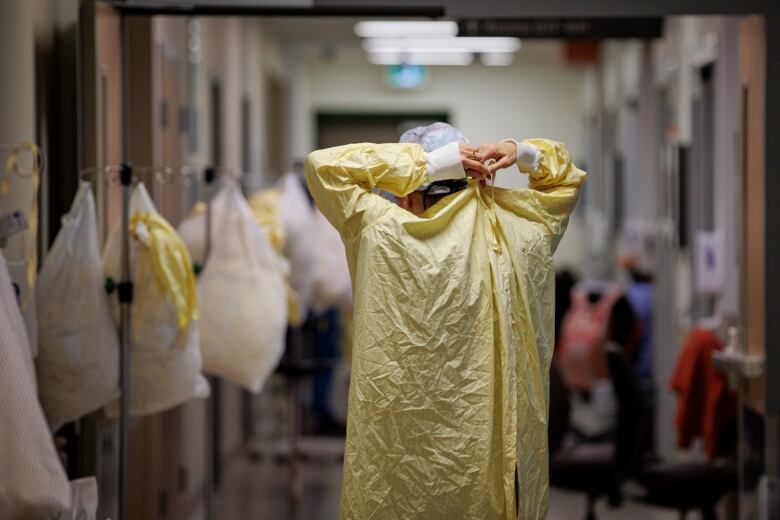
[117,162,134,520]
[204,166,218,520]
[288,345,303,519]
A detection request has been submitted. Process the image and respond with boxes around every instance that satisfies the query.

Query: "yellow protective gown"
[306,139,585,520]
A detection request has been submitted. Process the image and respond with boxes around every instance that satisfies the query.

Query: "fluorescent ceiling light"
[364,37,521,54]
[368,51,474,66]
[480,52,515,66]
[354,21,458,38]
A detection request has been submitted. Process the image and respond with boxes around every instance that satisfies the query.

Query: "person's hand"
[460,144,489,180]
[478,141,518,175]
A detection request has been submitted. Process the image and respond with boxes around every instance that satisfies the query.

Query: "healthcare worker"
[306,123,586,520]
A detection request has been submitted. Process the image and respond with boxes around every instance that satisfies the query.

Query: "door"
[82,7,191,519]
[737,15,768,520]
[79,2,125,519]
[266,76,289,177]
[316,112,450,149]
[690,63,716,322]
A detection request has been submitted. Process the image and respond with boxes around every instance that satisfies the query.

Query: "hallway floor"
[215,438,679,520]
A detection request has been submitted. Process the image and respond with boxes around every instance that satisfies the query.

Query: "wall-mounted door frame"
[315,111,450,149]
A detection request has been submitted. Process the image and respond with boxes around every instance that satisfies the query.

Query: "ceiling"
[262,16,565,62]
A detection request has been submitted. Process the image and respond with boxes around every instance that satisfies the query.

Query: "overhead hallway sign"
[458,18,664,39]
[109,0,442,16]
[117,0,313,6]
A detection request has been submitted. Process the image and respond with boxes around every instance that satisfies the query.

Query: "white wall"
[191,18,286,194]
[297,45,586,165]
[594,17,745,461]
[293,43,589,269]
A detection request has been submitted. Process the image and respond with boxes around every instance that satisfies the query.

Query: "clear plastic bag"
[311,208,352,312]
[0,250,71,518]
[176,201,208,266]
[248,187,303,325]
[102,184,209,416]
[278,172,316,320]
[181,182,287,393]
[35,183,119,430]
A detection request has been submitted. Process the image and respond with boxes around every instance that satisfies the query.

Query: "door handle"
[712,326,764,388]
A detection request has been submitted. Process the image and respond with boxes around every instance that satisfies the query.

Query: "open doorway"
[317,112,450,148]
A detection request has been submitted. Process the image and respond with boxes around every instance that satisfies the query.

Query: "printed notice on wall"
[694,230,725,294]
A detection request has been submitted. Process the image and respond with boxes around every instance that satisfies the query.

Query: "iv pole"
[204,165,216,520]
[117,12,132,520]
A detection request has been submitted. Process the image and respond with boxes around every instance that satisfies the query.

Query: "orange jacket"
[670,329,736,459]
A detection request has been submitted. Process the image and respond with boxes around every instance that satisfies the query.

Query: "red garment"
[670,329,737,459]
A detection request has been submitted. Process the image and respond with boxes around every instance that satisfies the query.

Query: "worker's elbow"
[304,151,317,173]
[305,149,329,179]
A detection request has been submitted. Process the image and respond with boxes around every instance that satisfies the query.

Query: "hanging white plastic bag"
[0,250,71,518]
[311,208,352,312]
[277,172,316,320]
[36,183,119,430]
[187,181,287,393]
[176,201,208,266]
[103,184,209,416]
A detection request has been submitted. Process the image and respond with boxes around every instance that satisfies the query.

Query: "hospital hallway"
[1,1,779,520]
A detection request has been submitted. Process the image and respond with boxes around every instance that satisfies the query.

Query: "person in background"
[621,253,655,452]
[620,255,654,388]
[557,281,636,441]
[306,122,586,519]
[549,269,579,456]
[305,307,346,435]
[554,269,578,343]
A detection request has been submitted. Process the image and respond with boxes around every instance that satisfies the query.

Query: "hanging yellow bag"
[102,183,209,416]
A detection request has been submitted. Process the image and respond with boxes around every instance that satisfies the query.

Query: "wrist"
[425,141,466,181]
[502,139,541,171]
[501,140,518,158]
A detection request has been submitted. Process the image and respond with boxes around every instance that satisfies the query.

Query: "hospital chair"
[551,341,737,520]
[549,345,646,520]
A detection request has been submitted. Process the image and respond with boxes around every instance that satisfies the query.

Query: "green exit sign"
[384,64,429,90]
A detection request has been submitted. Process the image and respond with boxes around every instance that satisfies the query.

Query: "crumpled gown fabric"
[306,139,585,520]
